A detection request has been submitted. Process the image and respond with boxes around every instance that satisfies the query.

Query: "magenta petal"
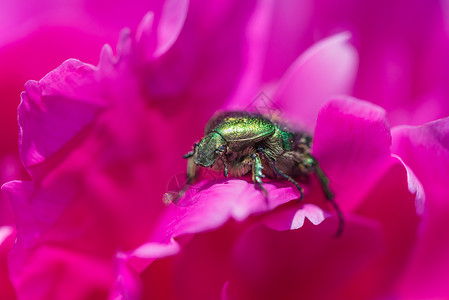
[18,59,105,170]
[136,0,189,61]
[124,178,301,276]
[263,204,330,231]
[139,222,245,300]
[3,179,122,299]
[127,240,181,273]
[391,117,449,299]
[313,97,392,211]
[1,178,75,248]
[0,226,15,300]
[227,216,382,300]
[346,157,421,299]
[392,155,426,215]
[0,226,13,246]
[273,32,358,129]
[0,155,21,226]
[169,179,302,237]
[153,0,189,58]
[109,253,141,300]
[9,245,114,300]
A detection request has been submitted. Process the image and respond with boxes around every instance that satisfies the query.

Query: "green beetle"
[178,111,343,235]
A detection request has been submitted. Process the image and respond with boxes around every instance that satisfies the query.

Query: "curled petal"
[109,252,141,300]
[0,226,15,300]
[18,59,105,171]
[262,203,330,231]
[273,32,358,129]
[136,0,189,60]
[313,97,392,211]
[391,117,449,299]
[127,240,181,273]
[392,154,425,215]
[347,156,421,298]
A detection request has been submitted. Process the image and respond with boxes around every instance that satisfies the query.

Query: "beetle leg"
[170,144,200,205]
[251,152,268,198]
[308,154,344,237]
[215,150,229,177]
[274,165,304,200]
[183,143,199,159]
[257,147,304,200]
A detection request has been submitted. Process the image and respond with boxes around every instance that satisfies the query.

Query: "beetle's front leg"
[171,144,200,204]
[183,142,199,159]
[215,150,229,177]
[251,152,268,198]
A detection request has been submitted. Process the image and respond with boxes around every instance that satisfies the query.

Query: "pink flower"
[2,1,449,299]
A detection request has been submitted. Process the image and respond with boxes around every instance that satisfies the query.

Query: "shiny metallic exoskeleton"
[179,111,343,235]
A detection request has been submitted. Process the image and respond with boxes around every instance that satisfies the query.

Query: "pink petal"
[258,1,313,83]
[1,180,74,247]
[139,222,242,300]
[391,117,449,299]
[18,59,105,170]
[344,157,421,299]
[127,240,181,273]
[0,27,112,161]
[109,252,141,300]
[392,154,426,215]
[168,179,302,238]
[291,0,449,126]
[140,0,263,126]
[262,203,330,231]
[136,0,189,60]
[0,226,16,300]
[9,245,115,300]
[226,216,382,300]
[313,97,392,211]
[0,155,23,226]
[2,179,123,299]
[273,32,358,130]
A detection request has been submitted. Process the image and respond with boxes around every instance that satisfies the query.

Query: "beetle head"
[194,132,226,167]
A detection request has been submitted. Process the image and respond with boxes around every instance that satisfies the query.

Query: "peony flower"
[2,0,449,299]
